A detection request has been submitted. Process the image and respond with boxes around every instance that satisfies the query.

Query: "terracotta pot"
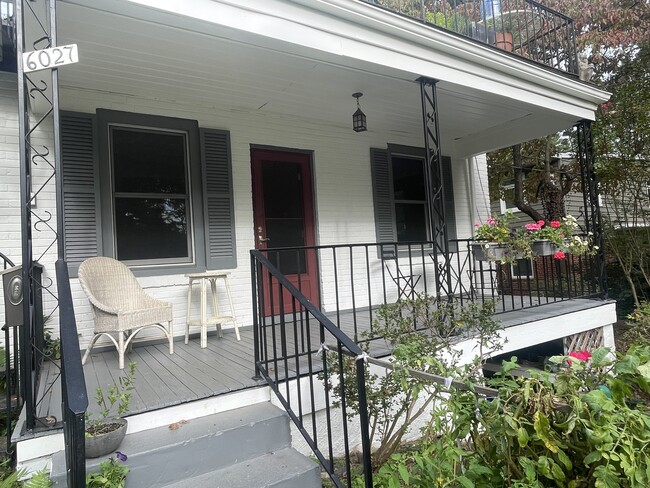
[85,418,128,458]
[495,32,513,51]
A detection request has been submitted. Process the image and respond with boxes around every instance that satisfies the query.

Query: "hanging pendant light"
[352,92,367,132]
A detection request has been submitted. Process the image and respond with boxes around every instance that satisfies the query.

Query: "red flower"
[568,350,592,365]
[553,251,566,260]
[550,221,561,228]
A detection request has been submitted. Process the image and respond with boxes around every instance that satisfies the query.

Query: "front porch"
[34,296,612,425]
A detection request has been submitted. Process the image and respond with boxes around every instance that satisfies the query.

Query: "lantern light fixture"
[352,92,367,132]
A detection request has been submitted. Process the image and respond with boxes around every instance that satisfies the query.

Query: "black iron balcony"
[359,0,579,76]
[1,0,16,73]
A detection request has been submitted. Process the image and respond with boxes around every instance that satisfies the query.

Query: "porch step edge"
[159,447,321,488]
[51,402,292,485]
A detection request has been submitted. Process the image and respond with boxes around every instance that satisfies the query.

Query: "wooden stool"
[185,271,240,348]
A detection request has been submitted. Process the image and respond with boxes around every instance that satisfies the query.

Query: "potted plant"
[524,215,598,259]
[85,362,136,458]
[472,212,517,261]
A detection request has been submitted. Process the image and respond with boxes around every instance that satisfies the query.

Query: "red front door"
[251,149,319,315]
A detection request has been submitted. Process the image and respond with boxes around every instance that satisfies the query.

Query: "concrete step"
[160,447,320,488]
[51,402,314,487]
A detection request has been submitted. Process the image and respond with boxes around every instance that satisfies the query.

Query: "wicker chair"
[79,257,174,369]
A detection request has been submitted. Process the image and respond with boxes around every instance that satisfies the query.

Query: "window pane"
[392,156,425,201]
[262,161,304,218]
[512,259,533,278]
[114,198,188,261]
[112,128,187,194]
[395,203,427,242]
[265,219,306,275]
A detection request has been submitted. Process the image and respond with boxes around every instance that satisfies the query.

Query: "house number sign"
[22,44,79,73]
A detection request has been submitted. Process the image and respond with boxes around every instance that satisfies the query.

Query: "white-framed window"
[499,183,522,214]
[511,258,534,279]
[392,155,429,243]
[109,125,194,265]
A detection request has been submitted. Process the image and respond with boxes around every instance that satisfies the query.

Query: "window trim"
[392,154,430,244]
[511,258,534,279]
[387,145,431,245]
[97,109,206,276]
[499,183,522,214]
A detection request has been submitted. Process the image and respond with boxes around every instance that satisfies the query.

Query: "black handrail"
[56,259,88,487]
[251,250,373,488]
[359,0,579,75]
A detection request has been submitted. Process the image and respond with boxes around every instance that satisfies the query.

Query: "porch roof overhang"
[55,0,611,158]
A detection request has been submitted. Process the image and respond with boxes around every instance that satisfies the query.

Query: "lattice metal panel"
[564,327,604,354]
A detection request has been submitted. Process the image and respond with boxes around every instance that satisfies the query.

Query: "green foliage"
[371,344,650,487]
[622,302,650,348]
[0,460,22,488]
[23,470,52,488]
[86,362,136,433]
[86,458,129,488]
[325,297,502,470]
[43,327,61,361]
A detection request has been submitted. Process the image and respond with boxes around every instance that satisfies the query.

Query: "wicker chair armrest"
[85,294,119,315]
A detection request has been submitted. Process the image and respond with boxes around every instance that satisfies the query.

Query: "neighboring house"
[0,0,616,485]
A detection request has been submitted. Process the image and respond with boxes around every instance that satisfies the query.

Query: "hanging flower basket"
[471,242,510,262]
[530,239,561,256]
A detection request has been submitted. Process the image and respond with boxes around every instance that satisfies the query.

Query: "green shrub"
[372,345,650,487]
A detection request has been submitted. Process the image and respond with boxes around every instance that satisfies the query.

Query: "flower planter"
[471,242,510,261]
[85,418,128,458]
[495,32,513,51]
[530,239,561,256]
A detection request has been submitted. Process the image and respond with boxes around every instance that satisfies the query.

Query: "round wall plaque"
[8,276,23,306]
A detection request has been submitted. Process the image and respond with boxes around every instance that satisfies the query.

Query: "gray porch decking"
[36,297,608,425]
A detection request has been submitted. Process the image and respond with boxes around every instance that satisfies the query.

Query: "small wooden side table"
[185,271,240,348]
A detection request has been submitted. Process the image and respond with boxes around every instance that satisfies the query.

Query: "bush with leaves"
[372,344,650,487]
[325,296,502,470]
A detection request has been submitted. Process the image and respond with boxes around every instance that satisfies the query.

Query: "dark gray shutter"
[370,148,397,258]
[200,128,236,269]
[61,112,100,275]
[441,156,457,251]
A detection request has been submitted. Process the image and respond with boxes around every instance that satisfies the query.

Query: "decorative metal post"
[16,0,67,431]
[419,77,452,297]
[576,120,607,297]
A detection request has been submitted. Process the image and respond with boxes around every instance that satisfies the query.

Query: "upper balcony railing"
[359,0,579,75]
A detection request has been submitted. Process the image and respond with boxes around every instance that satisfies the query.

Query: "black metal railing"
[360,0,578,75]
[56,259,87,488]
[253,239,603,341]
[251,251,373,488]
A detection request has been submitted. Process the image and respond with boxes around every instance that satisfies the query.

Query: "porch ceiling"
[56,0,587,157]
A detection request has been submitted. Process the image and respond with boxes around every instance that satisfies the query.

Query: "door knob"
[257,227,270,243]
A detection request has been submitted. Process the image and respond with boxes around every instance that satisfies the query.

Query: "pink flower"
[525,223,541,231]
[567,350,591,365]
[474,223,480,227]
[486,217,497,225]
[550,221,561,228]
[537,220,545,226]
[553,251,566,259]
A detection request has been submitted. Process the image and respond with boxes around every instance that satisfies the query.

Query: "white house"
[0,0,616,486]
